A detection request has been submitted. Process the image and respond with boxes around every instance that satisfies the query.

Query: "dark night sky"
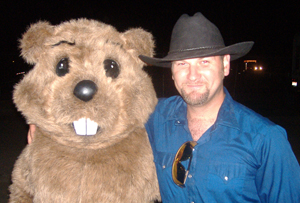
[1,0,300,80]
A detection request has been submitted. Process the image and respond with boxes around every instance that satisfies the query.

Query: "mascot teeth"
[72,118,98,136]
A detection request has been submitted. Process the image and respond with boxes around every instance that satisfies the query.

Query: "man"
[28,13,300,202]
[139,12,300,202]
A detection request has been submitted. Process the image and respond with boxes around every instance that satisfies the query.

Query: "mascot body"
[9,19,160,203]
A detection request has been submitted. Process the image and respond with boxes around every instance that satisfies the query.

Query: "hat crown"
[138,12,254,67]
[169,12,225,53]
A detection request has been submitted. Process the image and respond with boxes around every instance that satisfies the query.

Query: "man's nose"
[187,65,201,81]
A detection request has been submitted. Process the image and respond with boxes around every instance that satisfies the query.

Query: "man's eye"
[175,62,187,66]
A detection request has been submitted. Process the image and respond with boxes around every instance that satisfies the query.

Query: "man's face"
[171,55,230,106]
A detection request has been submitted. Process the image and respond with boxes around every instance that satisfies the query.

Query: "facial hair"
[180,85,210,106]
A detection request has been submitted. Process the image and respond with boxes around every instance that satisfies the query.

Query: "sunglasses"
[172,141,197,187]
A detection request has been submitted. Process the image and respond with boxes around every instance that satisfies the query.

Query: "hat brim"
[139,41,254,68]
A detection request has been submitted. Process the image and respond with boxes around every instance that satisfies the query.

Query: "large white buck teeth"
[72,118,98,136]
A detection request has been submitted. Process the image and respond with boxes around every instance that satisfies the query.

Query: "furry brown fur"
[9,19,160,202]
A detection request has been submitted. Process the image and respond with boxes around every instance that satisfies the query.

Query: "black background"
[1,1,300,201]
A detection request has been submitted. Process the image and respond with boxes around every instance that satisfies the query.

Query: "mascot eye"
[56,58,69,77]
[103,59,120,79]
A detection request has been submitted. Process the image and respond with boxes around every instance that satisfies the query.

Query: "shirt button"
[188,174,192,178]
[162,165,166,169]
[224,176,228,181]
[177,120,180,124]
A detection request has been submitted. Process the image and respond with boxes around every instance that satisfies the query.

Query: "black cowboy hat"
[139,12,254,68]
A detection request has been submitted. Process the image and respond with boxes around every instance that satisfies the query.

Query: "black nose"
[73,80,97,102]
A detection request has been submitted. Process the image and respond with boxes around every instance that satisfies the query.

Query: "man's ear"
[223,54,230,76]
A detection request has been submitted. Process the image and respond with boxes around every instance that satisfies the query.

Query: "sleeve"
[145,97,166,148]
[145,111,155,147]
[255,125,300,203]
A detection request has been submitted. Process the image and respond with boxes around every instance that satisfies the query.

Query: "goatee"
[180,87,210,106]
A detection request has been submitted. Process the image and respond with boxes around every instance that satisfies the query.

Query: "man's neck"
[186,91,225,141]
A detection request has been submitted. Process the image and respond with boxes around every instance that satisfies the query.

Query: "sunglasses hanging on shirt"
[172,141,197,187]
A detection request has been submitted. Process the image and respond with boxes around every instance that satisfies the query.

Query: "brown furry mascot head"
[9,19,160,202]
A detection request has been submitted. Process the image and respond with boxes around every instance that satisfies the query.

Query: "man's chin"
[181,90,209,106]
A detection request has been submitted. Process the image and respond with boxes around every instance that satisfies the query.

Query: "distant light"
[292,81,298,87]
[244,60,257,63]
[12,61,15,63]
[254,66,263,71]
[16,72,25,75]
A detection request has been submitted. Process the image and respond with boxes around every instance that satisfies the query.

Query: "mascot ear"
[122,28,155,58]
[19,21,53,64]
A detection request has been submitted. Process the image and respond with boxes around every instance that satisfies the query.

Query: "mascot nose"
[73,80,98,102]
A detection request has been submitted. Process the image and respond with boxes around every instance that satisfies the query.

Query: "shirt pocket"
[204,162,246,195]
[154,151,174,170]
[153,151,175,182]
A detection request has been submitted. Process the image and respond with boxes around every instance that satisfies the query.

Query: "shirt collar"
[166,97,187,122]
[166,88,239,130]
[214,88,239,130]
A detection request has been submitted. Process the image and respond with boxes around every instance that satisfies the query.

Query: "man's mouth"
[186,82,205,87]
[72,118,99,136]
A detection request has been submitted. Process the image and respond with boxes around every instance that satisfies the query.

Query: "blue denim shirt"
[146,88,300,203]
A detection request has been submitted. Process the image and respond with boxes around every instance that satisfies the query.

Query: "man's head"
[138,12,253,107]
[139,12,254,68]
[171,55,230,106]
